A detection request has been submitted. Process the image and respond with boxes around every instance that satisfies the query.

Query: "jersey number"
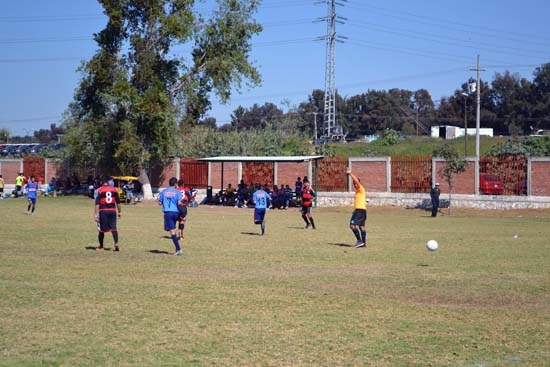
[259,197,265,205]
[105,191,113,203]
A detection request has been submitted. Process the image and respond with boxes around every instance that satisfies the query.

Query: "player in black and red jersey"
[177,179,191,241]
[300,180,316,229]
[94,175,122,251]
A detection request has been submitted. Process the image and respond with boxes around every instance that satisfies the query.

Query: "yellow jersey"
[354,184,366,209]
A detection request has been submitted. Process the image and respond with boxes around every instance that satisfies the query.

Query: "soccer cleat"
[114,245,120,252]
[355,241,366,248]
[305,223,310,229]
[173,251,183,256]
[96,247,104,251]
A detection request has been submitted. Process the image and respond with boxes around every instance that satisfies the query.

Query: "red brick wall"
[434,160,476,194]
[210,162,239,190]
[351,160,387,192]
[45,160,64,183]
[531,161,550,196]
[276,162,308,188]
[150,160,177,188]
[0,160,23,183]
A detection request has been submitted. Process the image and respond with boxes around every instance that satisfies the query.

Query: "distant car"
[479,173,503,195]
[30,144,48,153]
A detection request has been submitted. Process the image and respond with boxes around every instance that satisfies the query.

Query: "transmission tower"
[317,0,347,141]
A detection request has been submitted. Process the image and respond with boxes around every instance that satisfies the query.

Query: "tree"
[64,0,262,199]
[33,123,64,144]
[433,144,466,215]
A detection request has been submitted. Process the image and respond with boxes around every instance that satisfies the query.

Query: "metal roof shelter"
[199,155,324,190]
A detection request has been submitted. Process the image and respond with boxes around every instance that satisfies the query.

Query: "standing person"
[300,181,316,229]
[15,172,25,198]
[26,176,39,215]
[430,182,441,217]
[295,177,303,200]
[347,169,367,248]
[252,183,271,236]
[177,179,191,241]
[158,177,183,256]
[0,174,4,199]
[94,175,122,251]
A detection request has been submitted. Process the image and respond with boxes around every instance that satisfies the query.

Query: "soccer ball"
[426,240,438,251]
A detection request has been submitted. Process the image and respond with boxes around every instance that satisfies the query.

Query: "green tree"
[64,0,262,199]
[433,144,466,215]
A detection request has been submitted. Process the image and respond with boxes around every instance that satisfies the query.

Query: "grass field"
[1,197,549,366]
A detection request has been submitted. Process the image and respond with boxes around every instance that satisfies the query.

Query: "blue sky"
[1,0,550,136]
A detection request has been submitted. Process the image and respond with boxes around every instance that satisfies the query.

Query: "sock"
[171,234,181,252]
[309,217,316,229]
[302,215,309,225]
[361,230,367,243]
[261,222,265,235]
[112,231,119,245]
[31,205,35,213]
[352,228,361,241]
[27,204,31,212]
[98,232,105,247]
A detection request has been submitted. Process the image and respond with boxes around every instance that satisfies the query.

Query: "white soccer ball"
[426,240,438,252]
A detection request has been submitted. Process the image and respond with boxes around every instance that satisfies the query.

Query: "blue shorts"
[28,197,36,204]
[163,211,179,231]
[254,208,266,224]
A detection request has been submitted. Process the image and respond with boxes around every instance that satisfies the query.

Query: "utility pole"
[415,105,419,136]
[470,55,485,195]
[316,0,347,141]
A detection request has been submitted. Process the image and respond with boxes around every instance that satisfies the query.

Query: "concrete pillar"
[207,162,212,187]
[387,156,392,193]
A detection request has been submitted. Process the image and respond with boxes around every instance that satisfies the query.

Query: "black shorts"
[99,210,117,232]
[178,206,188,221]
[350,209,367,227]
[301,206,312,215]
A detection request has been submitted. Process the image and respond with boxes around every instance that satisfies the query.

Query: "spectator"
[15,172,25,198]
[283,184,293,209]
[271,185,280,209]
[222,183,236,206]
[124,180,135,204]
[0,174,4,199]
[236,182,248,208]
[295,177,303,198]
[430,183,441,217]
[45,177,57,197]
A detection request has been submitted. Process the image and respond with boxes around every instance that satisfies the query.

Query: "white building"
[431,125,493,140]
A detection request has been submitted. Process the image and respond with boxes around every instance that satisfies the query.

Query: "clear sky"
[1,0,550,137]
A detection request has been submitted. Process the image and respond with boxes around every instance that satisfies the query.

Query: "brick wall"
[276,162,308,188]
[531,160,550,196]
[434,160,476,195]
[0,160,23,183]
[210,162,239,190]
[150,160,178,188]
[350,159,388,192]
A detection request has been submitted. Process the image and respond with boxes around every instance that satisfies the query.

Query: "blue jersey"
[159,187,182,213]
[27,182,39,199]
[253,190,271,209]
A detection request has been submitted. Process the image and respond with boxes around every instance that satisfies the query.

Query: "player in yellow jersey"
[346,168,367,248]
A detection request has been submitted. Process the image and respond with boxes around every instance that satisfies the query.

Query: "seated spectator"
[222,183,236,206]
[236,183,248,208]
[271,185,280,209]
[283,184,293,209]
[45,177,57,196]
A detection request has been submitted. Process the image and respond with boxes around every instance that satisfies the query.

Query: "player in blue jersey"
[158,177,183,256]
[26,176,40,215]
[252,183,271,236]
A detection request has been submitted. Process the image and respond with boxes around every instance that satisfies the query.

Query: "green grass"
[1,197,549,366]
[331,136,506,157]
